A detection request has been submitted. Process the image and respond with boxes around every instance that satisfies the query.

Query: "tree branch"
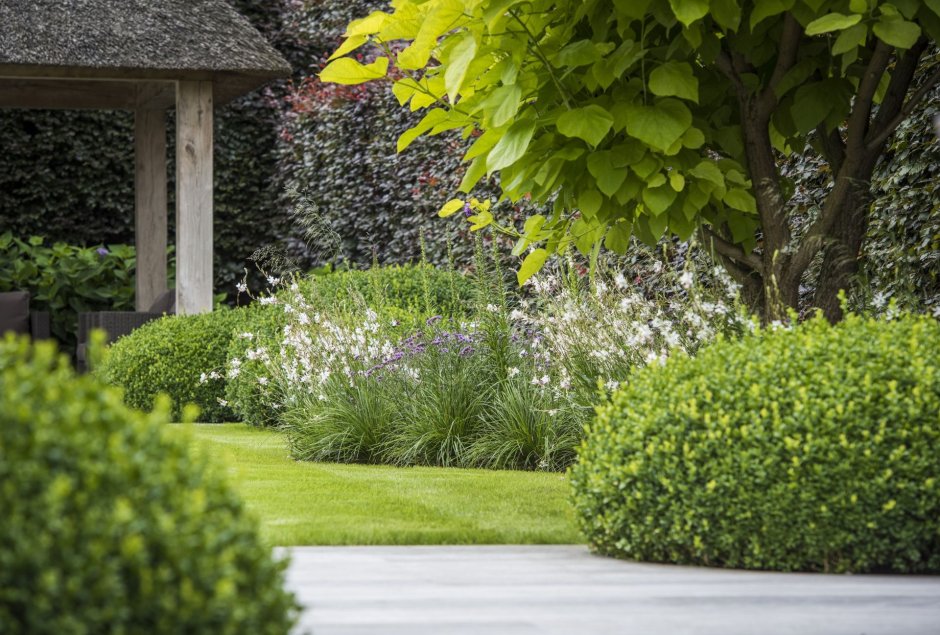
[700,226,763,274]
[715,50,749,99]
[785,167,869,284]
[866,60,940,152]
[759,13,803,116]
[845,39,892,154]
[815,124,846,175]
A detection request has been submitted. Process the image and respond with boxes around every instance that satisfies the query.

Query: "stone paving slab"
[280,545,940,635]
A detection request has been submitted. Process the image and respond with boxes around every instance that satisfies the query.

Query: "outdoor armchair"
[76,290,175,371]
[0,291,51,340]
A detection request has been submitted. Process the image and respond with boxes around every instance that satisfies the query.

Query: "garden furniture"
[0,291,50,339]
[76,289,174,371]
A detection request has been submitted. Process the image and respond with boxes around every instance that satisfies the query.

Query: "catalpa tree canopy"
[321,0,940,317]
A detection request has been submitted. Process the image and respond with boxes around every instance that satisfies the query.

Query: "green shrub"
[295,263,475,317]
[570,313,940,573]
[227,264,475,427]
[100,309,250,422]
[0,233,161,349]
[0,336,297,633]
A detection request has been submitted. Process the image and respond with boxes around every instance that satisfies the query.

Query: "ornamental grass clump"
[0,335,297,634]
[570,312,940,573]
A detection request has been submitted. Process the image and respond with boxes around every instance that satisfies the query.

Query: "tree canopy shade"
[321,0,940,321]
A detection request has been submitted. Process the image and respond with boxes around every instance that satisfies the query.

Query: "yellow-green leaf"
[669,0,709,26]
[648,61,699,102]
[438,199,465,218]
[557,105,614,147]
[517,248,548,285]
[487,120,536,172]
[444,32,478,103]
[805,12,862,36]
[328,35,369,61]
[872,16,921,49]
[320,57,389,85]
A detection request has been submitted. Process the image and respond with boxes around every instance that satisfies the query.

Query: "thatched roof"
[0,0,292,102]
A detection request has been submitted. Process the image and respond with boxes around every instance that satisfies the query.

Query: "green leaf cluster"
[570,312,940,573]
[0,233,170,349]
[322,0,940,281]
[0,336,298,633]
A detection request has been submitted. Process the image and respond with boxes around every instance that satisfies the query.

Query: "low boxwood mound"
[570,313,940,573]
[227,264,476,427]
[0,336,297,633]
[99,309,250,422]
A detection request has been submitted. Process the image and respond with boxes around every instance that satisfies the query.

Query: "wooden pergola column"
[133,89,168,311]
[175,80,214,315]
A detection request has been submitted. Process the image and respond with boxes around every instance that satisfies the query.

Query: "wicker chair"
[76,290,175,371]
[0,291,51,340]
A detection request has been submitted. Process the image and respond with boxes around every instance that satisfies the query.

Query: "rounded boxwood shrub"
[99,309,250,422]
[570,313,940,573]
[226,265,476,427]
[0,336,297,633]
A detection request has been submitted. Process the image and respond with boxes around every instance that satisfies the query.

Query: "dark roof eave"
[0,62,291,105]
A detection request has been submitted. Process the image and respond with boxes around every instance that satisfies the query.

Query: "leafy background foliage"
[0,1,935,311]
[0,233,148,347]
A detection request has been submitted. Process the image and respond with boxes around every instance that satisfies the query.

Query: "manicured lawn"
[169,424,581,546]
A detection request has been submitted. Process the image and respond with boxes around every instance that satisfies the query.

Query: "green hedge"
[227,265,476,426]
[0,335,297,633]
[570,313,940,573]
[99,310,250,422]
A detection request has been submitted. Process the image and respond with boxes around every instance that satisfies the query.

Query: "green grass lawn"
[168,424,581,547]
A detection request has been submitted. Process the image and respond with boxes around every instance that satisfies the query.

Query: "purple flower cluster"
[363,328,478,380]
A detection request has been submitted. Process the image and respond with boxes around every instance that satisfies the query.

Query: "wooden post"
[175,80,214,314]
[134,106,168,311]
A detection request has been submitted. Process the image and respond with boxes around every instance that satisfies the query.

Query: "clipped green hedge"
[0,336,297,633]
[227,265,475,426]
[99,309,250,422]
[570,313,940,573]
[295,264,475,317]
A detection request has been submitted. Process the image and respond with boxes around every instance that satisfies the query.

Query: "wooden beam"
[134,109,168,311]
[0,78,175,110]
[175,80,214,315]
[135,82,176,110]
[0,78,135,109]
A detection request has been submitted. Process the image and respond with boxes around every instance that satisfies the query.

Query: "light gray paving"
[280,545,940,635]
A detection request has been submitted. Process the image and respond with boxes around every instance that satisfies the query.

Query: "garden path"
[282,545,940,635]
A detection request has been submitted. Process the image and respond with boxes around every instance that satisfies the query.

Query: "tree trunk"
[812,159,878,321]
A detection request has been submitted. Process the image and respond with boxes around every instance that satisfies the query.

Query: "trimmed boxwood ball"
[0,336,297,633]
[570,313,940,573]
[99,309,250,422]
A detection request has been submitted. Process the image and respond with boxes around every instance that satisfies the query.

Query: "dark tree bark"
[710,26,938,324]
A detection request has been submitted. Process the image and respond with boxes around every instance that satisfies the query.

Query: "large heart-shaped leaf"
[649,62,698,102]
[649,61,699,102]
[621,99,693,152]
[557,105,615,147]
